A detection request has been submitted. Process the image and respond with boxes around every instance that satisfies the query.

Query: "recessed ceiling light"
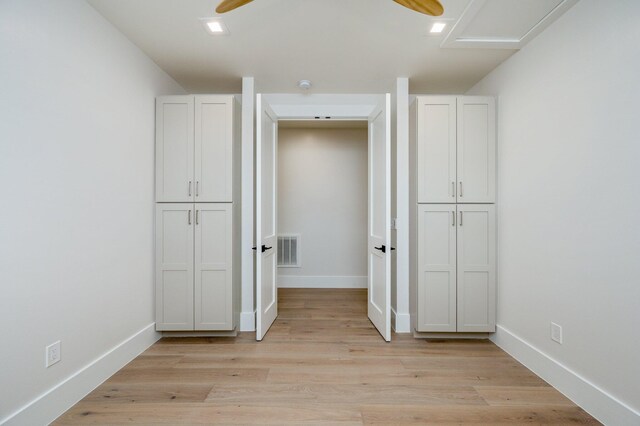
[430,22,446,33]
[201,18,229,35]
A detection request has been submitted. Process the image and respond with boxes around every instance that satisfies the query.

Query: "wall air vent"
[277,235,301,267]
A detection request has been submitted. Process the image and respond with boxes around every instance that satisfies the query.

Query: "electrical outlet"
[46,341,61,367]
[551,323,563,344]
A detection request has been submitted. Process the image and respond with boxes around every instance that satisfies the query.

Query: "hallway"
[55,289,598,424]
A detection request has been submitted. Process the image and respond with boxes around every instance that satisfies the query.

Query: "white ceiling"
[87,0,576,94]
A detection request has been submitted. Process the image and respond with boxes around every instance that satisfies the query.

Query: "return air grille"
[278,235,300,267]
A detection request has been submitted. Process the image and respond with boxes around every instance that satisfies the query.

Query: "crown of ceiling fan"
[215,0,444,16]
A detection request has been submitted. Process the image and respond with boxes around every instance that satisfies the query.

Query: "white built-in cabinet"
[156,96,234,203]
[417,204,495,332]
[155,95,239,332]
[411,95,496,334]
[417,96,495,203]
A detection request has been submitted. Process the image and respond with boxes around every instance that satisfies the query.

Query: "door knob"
[374,245,386,253]
[252,245,273,253]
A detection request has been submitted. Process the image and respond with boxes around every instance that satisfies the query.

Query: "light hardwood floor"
[55,289,599,424]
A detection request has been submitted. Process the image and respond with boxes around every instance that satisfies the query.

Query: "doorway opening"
[255,94,391,342]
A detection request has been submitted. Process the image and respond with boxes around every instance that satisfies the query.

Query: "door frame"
[253,93,392,340]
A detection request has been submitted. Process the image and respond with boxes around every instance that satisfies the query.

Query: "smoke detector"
[297,80,312,90]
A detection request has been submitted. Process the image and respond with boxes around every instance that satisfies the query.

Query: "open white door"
[368,94,392,341]
[256,94,278,341]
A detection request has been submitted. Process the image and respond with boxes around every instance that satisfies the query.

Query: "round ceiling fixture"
[297,80,312,90]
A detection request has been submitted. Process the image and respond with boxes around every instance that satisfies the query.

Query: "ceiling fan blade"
[216,0,254,14]
[393,0,444,16]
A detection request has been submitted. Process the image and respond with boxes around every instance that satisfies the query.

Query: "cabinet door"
[457,97,496,203]
[417,204,457,332]
[195,96,233,202]
[156,96,195,202]
[417,96,457,203]
[156,204,194,330]
[456,204,496,332]
[194,204,233,330]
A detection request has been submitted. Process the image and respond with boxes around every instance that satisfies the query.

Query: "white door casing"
[367,94,391,342]
[255,94,278,341]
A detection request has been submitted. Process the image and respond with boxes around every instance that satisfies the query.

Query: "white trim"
[1,323,160,426]
[391,308,411,333]
[278,276,366,289]
[441,0,578,50]
[239,310,256,332]
[492,325,640,426]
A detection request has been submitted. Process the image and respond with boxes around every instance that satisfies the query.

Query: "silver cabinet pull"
[196,210,199,225]
[188,209,192,225]
[451,211,455,227]
[459,182,463,197]
[196,181,199,197]
[459,211,463,226]
[188,181,192,197]
[451,182,455,198]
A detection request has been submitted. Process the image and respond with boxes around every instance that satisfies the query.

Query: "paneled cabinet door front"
[195,96,233,202]
[155,204,194,331]
[456,204,496,332]
[194,204,233,330]
[417,97,457,203]
[457,97,496,203]
[417,204,457,332]
[156,96,195,202]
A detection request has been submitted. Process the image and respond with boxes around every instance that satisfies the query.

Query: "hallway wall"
[278,127,368,287]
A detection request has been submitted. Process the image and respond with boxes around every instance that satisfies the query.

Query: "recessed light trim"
[201,18,229,35]
[430,22,446,33]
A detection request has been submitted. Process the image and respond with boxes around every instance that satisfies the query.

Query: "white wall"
[468,0,640,423]
[277,127,367,286]
[0,0,184,423]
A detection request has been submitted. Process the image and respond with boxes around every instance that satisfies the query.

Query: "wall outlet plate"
[46,341,61,367]
[551,322,563,344]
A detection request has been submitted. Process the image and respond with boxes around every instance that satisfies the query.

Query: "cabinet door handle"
[188,209,192,225]
[452,211,455,227]
[196,181,199,197]
[196,210,199,225]
[188,181,192,197]
[459,182,463,197]
[452,181,455,198]
[459,211,463,226]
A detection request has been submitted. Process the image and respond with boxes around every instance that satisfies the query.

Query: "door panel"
[456,204,496,332]
[156,96,194,202]
[256,95,278,341]
[417,97,457,203]
[155,204,194,330]
[195,96,233,202]
[417,204,457,332]
[195,204,233,330]
[457,97,496,203]
[368,94,391,342]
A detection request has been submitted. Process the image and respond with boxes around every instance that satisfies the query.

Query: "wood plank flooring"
[55,289,599,425]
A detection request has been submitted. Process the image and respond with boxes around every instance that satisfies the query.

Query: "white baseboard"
[240,310,256,332]
[391,308,411,333]
[492,325,640,426]
[278,275,367,289]
[1,323,160,426]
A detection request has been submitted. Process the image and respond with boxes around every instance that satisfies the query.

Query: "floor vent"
[278,235,300,267]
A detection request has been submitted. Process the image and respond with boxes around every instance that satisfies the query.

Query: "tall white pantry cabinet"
[410,96,497,333]
[155,95,241,332]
